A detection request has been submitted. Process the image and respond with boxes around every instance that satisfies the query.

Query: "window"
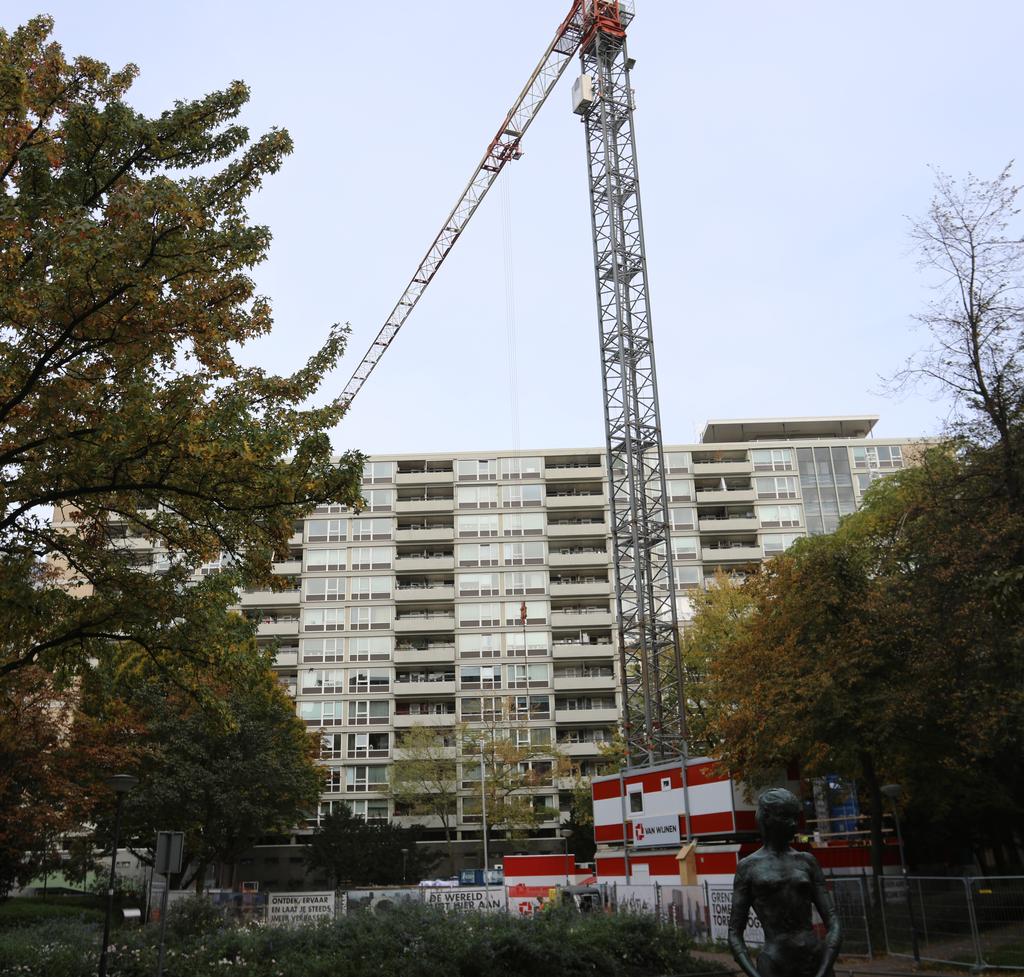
[352,517,392,541]
[363,461,396,484]
[303,668,344,693]
[855,471,883,493]
[504,600,547,625]
[669,507,697,531]
[513,726,552,747]
[314,503,348,515]
[500,456,543,479]
[346,765,388,792]
[671,537,699,562]
[305,548,346,572]
[349,575,392,600]
[665,479,694,502]
[457,602,501,628]
[348,668,391,694]
[302,638,344,663]
[503,570,547,595]
[344,799,388,822]
[628,789,644,814]
[755,476,799,500]
[763,533,803,556]
[457,572,500,597]
[505,630,549,656]
[456,485,499,508]
[852,445,904,469]
[456,513,499,537]
[350,606,391,631]
[350,547,392,570]
[506,663,549,689]
[299,700,343,726]
[348,636,392,661]
[674,565,701,588]
[509,695,550,720]
[306,519,346,543]
[460,696,502,721]
[460,665,501,690]
[456,633,502,659]
[663,451,691,474]
[502,541,545,565]
[758,504,802,528]
[362,488,395,511]
[751,448,794,471]
[457,542,499,567]
[347,700,389,725]
[501,484,544,508]
[347,732,390,759]
[304,577,345,602]
[502,512,545,536]
[321,732,344,759]
[325,768,344,793]
[303,608,344,632]
[455,459,497,481]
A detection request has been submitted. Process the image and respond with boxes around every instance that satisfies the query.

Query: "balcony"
[394,645,456,665]
[553,674,616,692]
[393,679,457,696]
[394,712,457,728]
[546,493,606,509]
[696,489,756,505]
[395,525,455,544]
[393,745,456,761]
[692,461,752,476]
[392,814,448,828]
[396,470,454,485]
[702,544,763,562]
[256,619,299,637]
[698,516,760,533]
[553,641,615,659]
[273,648,298,668]
[240,589,300,607]
[272,559,302,575]
[550,609,613,628]
[394,555,455,572]
[395,583,455,602]
[554,707,619,724]
[394,612,456,633]
[549,580,609,598]
[547,522,606,539]
[545,461,604,480]
[548,549,608,568]
[557,740,608,757]
[395,498,453,515]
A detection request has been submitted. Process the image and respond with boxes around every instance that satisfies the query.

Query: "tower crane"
[339,0,686,769]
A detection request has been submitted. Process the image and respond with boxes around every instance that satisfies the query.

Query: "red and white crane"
[339,1,687,770]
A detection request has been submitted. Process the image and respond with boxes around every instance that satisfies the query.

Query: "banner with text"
[631,814,681,848]
[267,891,336,926]
[422,886,507,913]
[708,885,764,945]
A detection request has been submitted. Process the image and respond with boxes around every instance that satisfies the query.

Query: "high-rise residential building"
[235,415,919,850]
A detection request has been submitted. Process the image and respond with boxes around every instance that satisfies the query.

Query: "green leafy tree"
[86,645,325,891]
[304,807,436,886]
[0,17,363,684]
[389,724,460,865]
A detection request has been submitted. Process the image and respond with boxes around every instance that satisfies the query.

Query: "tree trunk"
[860,752,885,879]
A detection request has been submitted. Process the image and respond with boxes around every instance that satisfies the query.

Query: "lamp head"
[106,774,139,794]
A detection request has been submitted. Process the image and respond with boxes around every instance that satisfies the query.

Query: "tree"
[0,665,139,897]
[0,17,363,684]
[893,163,1024,508]
[389,724,460,865]
[85,645,325,891]
[304,807,436,887]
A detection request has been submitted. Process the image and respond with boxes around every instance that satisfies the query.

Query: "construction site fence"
[878,874,1024,970]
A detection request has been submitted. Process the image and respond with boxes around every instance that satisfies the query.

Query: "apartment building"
[238,414,918,846]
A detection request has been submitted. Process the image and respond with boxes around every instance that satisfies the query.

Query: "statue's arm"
[807,855,842,977]
[728,861,760,977]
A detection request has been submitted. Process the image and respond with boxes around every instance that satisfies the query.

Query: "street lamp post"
[97,773,138,977]
[480,740,489,887]
[881,783,920,964]
[559,827,574,886]
[401,847,409,883]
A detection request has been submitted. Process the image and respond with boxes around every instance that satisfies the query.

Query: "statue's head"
[756,787,802,843]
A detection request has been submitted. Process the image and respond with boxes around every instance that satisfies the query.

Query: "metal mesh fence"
[830,877,872,957]
[970,876,1024,970]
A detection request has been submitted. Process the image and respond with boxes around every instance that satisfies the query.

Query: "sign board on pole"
[154,832,184,875]
[631,814,681,848]
[266,891,336,926]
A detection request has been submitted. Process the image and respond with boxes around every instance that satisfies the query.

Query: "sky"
[7,1,1024,454]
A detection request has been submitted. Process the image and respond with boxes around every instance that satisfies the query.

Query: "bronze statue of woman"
[728,787,842,977]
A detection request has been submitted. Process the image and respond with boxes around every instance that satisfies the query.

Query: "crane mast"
[576,1,685,766]
[339,1,687,769]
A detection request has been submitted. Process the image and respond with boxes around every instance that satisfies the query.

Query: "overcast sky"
[8,2,1023,454]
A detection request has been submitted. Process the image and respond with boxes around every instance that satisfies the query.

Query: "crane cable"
[500,170,522,454]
